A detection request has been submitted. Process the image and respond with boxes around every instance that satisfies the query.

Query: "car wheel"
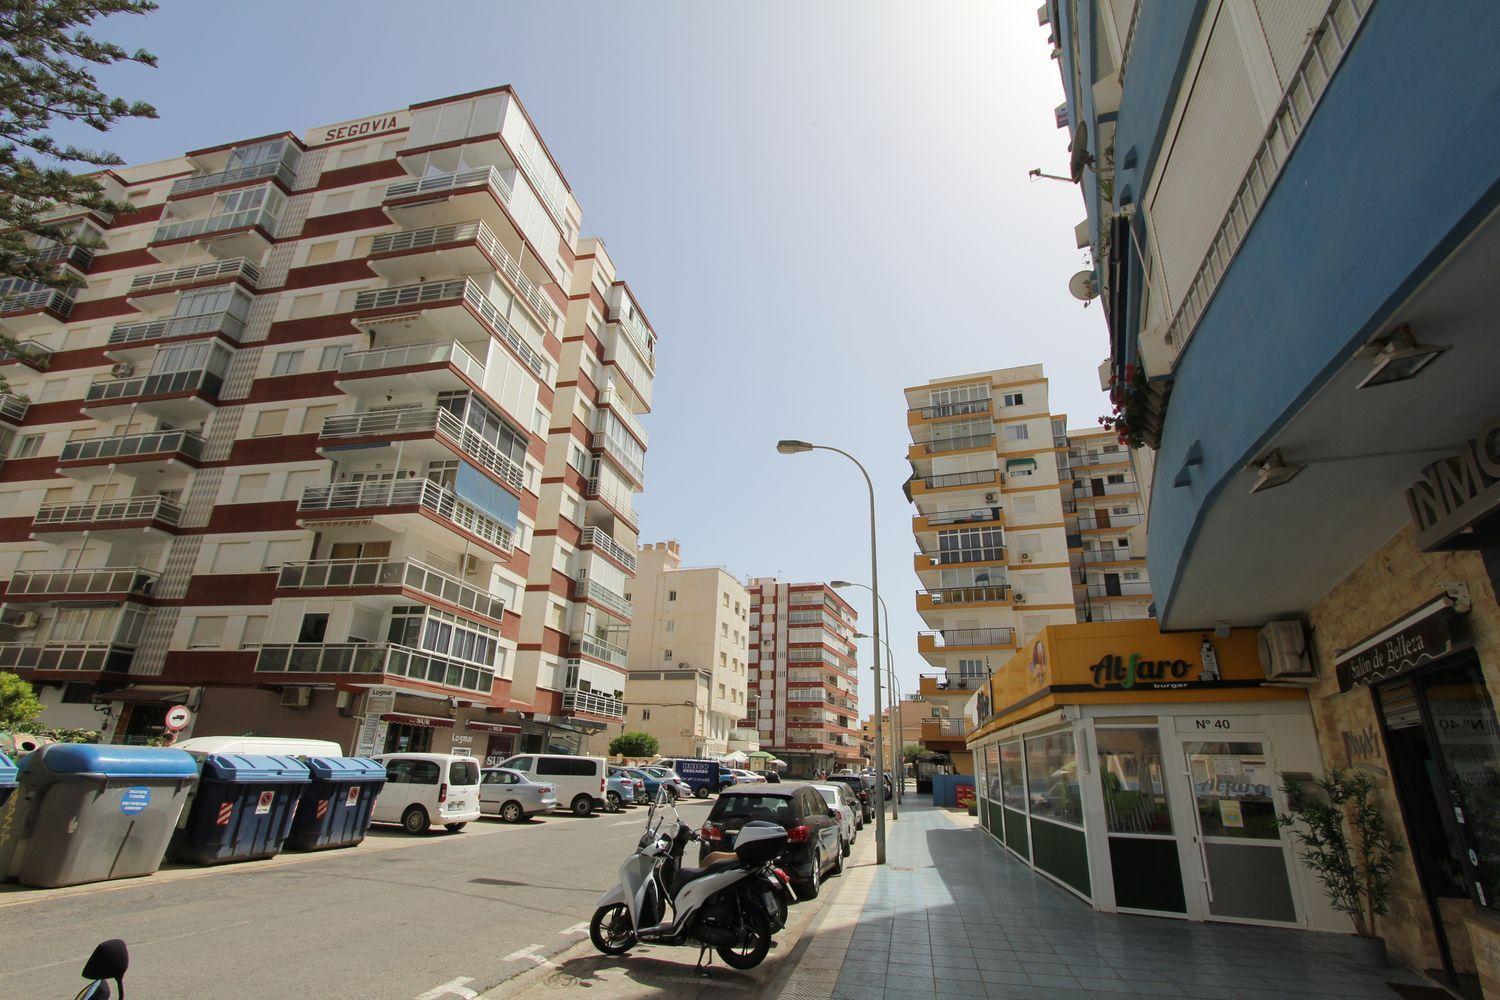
[832,842,845,874]
[693,787,706,799]
[606,791,622,813]
[590,903,636,956]
[501,801,525,823]
[798,850,822,900]
[444,822,467,832]
[401,805,428,835]
[841,835,851,858]
[572,794,594,817]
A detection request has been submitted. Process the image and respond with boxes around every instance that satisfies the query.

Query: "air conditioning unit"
[1020,552,1033,563]
[1012,593,1027,605]
[1259,621,1315,681]
[12,610,40,630]
[279,686,313,708]
[110,362,135,379]
[460,553,481,576]
[984,492,999,504]
[335,690,354,716]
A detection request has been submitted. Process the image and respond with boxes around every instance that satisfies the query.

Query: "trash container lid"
[21,743,198,779]
[199,754,311,783]
[0,750,15,786]
[303,756,387,781]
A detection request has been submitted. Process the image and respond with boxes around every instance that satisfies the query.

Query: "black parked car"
[825,774,875,823]
[699,786,843,898]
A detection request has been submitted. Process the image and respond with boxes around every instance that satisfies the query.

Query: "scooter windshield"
[640,783,682,849]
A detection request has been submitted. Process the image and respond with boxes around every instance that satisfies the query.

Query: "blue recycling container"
[0,751,16,809]
[0,744,198,888]
[168,754,310,865]
[286,756,386,851]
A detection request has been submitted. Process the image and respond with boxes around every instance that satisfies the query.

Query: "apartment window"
[305,240,339,265]
[1112,506,1130,515]
[232,473,270,502]
[569,446,588,474]
[721,622,728,637]
[241,615,267,648]
[641,708,651,721]
[252,409,288,437]
[12,434,42,459]
[189,616,227,649]
[662,619,677,634]
[663,649,673,661]
[270,350,303,376]
[1107,473,1126,484]
[667,590,677,602]
[1002,392,1024,406]
[1004,424,1029,441]
[299,613,329,642]
[1012,495,1037,515]
[318,345,348,370]
[722,593,730,607]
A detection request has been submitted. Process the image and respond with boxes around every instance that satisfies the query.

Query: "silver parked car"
[479,767,558,823]
[811,783,858,856]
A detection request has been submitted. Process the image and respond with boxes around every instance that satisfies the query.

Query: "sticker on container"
[255,790,275,815]
[1218,799,1244,828]
[120,786,151,815]
[346,786,360,807]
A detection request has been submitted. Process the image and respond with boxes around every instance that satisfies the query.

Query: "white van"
[499,754,608,817]
[371,753,482,834]
[172,736,343,757]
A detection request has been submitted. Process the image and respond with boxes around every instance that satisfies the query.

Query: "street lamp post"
[777,439,886,865]
[837,580,907,815]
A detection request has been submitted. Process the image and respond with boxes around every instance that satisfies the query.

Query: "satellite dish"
[1068,270,1099,301]
[1069,122,1094,183]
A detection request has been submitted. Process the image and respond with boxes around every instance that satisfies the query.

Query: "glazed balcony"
[912,507,1002,532]
[127,257,260,303]
[562,686,626,720]
[27,242,94,273]
[574,578,632,620]
[909,432,995,460]
[569,635,629,668]
[596,384,648,447]
[0,642,136,675]
[150,205,279,247]
[0,282,74,332]
[908,396,992,423]
[274,557,505,621]
[584,476,638,530]
[0,339,52,371]
[916,585,1011,613]
[4,566,158,601]
[59,429,206,474]
[334,340,486,400]
[83,366,223,421]
[915,546,1006,572]
[351,278,549,380]
[368,220,556,329]
[108,308,246,349]
[579,526,636,572]
[254,641,495,696]
[32,494,183,535]
[605,304,656,372]
[318,408,524,495]
[169,157,296,198]
[297,478,515,553]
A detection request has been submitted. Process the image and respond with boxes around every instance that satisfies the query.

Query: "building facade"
[621,540,751,758]
[1064,425,1151,624]
[1049,0,1500,985]
[0,86,655,763]
[744,577,861,776]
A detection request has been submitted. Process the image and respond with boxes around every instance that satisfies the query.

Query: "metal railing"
[28,242,94,271]
[1080,480,1137,497]
[920,671,990,691]
[254,641,495,695]
[1071,449,1129,468]
[170,158,296,196]
[0,642,136,673]
[597,384,648,446]
[318,408,525,493]
[60,429,205,464]
[6,567,158,597]
[925,547,1006,567]
[129,257,260,293]
[1087,582,1152,597]
[1083,605,1156,623]
[584,476,638,527]
[592,422,645,486]
[569,635,628,668]
[85,367,222,404]
[0,394,27,424]
[34,494,182,528]
[575,578,632,619]
[338,340,485,385]
[0,285,74,318]
[275,557,505,620]
[912,397,991,419]
[109,309,246,346]
[922,469,998,490]
[579,526,636,571]
[921,627,1015,648]
[921,432,994,455]
[151,205,279,244]
[562,688,626,719]
[1077,512,1142,530]
[385,165,514,207]
[920,506,1000,527]
[922,717,968,738]
[370,220,555,326]
[0,340,52,368]
[608,306,655,368]
[352,278,549,379]
[297,478,515,552]
[1082,547,1138,564]
[1160,0,1374,365]
[920,585,1011,606]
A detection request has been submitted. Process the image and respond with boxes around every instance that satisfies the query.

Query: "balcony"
[579,526,636,572]
[597,384,648,447]
[0,394,28,426]
[1076,479,1138,497]
[562,687,626,720]
[918,627,1015,653]
[109,309,246,349]
[913,507,1002,532]
[1071,449,1130,469]
[275,557,505,621]
[297,478,515,553]
[0,337,54,370]
[911,432,995,459]
[255,642,494,696]
[1086,581,1152,598]
[917,585,1011,611]
[27,242,94,273]
[4,567,158,601]
[909,397,992,421]
[921,717,968,741]
[606,306,656,372]
[0,283,74,331]
[169,157,296,198]
[84,367,223,421]
[59,430,206,473]
[150,205,279,248]
[1077,512,1142,531]
[351,278,549,380]
[334,340,486,401]
[127,257,260,302]
[584,476,638,529]
[0,642,136,675]
[382,167,531,251]
[368,221,556,329]
[918,671,989,695]
[574,578,632,620]
[569,635,628,668]
[914,469,999,493]
[915,547,1006,571]
[33,494,182,535]
[1081,547,1140,565]
[591,421,645,489]
[318,408,524,495]
[1082,605,1156,623]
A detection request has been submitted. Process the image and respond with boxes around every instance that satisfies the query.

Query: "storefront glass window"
[1185,741,1278,839]
[999,740,1025,811]
[1096,727,1171,834]
[985,745,1001,801]
[1422,662,1500,911]
[1025,730,1082,825]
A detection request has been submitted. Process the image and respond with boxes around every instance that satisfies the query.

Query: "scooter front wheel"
[716,904,772,970]
[590,903,636,956]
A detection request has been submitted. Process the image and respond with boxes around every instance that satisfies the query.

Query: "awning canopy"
[1005,457,1038,472]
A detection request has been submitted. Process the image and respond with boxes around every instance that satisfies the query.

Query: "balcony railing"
[570,635,628,668]
[597,384,648,446]
[0,340,52,368]
[34,494,182,529]
[585,476,638,527]
[170,158,296,196]
[1082,547,1138,564]
[385,165,513,207]
[1077,512,1143,530]
[920,671,990,692]
[338,340,485,385]
[608,307,655,367]
[318,408,525,493]
[254,641,494,695]
[575,578,632,619]
[920,432,995,455]
[592,424,645,487]
[60,429,205,465]
[920,506,1001,527]
[1072,450,1130,468]
[913,397,991,419]
[297,478,515,552]
[151,205,279,244]
[352,278,549,379]
[1079,480,1137,497]
[85,367,222,404]
[922,717,968,738]
[370,220,555,326]
[276,557,505,620]
[1087,582,1152,598]
[109,309,246,346]
[919,585,1011,606]
[1083,605,1156,623]
[0,285,74,319]
[129,256,260,293]
[0,642,136,673]
[923,469,998,490]
[921,627,1015,648]
[925,547,1006,567]
[562,688,626,719]
[6,567,158,598]
[0,394,28,424]
[579,526,636,572]
[28,242,94,271]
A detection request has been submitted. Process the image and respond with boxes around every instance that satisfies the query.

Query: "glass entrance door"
[1182,740,1298,923]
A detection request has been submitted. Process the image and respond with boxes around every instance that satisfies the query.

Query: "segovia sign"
[1406,418,1500,551]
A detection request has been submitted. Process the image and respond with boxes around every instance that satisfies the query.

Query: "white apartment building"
[0,86,655,760]
[1063,425,1152,623]
[620,540,752,758]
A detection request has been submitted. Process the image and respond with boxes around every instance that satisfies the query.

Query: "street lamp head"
[830,580,854,589]
[855,631,871,640]
[776,439,814,455]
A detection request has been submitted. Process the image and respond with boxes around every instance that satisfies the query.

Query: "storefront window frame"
[1024,727,1084,828]
[1094,723,1174,836]
[999,738,1026,812]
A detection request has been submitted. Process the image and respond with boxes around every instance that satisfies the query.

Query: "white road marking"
[611,819,640,826]
[559,921,591,935]
[413,977,478,999]
[502,944,558,970]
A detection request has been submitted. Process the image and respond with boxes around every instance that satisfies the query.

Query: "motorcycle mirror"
[74,981,109,1000]
[81,939,128,983]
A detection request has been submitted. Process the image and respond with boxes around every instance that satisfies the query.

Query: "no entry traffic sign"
[165,704,192,732]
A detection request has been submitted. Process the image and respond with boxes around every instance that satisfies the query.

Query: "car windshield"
[710,793,796,825]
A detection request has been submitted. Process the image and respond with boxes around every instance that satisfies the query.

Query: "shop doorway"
[383,723,434,754]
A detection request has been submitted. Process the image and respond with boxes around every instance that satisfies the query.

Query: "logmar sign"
[307,110,409,147]
[1406,417,1500,551]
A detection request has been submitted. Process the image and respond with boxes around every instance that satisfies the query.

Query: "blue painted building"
[1046,0,1500,983]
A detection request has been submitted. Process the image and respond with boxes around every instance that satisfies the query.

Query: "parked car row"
[698,784,854,900]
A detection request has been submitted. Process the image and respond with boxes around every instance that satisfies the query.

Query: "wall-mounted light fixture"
[1245,449,1305,494]
[1355,324,1447,389]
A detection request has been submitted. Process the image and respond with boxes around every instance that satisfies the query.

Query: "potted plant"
[1277,769,1403,967]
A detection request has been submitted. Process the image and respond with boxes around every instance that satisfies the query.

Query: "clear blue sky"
[68,0,1108,717]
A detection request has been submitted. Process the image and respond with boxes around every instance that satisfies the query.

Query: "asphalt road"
[1,796,720,1000]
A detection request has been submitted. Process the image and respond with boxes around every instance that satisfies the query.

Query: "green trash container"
[0,744,198,888]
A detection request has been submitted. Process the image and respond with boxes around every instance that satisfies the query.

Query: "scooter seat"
[671,857,741,897]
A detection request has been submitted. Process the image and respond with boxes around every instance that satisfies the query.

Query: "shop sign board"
[1406,417,1500,551]
[1334,596,1459,692]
